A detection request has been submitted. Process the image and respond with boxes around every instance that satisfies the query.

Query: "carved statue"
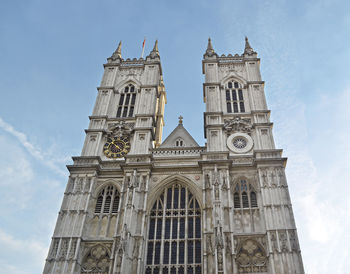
[215,227,224,250]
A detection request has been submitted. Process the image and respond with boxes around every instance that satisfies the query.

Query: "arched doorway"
[146,183,202,274]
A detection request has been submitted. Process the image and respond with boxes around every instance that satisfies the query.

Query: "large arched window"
[233,179,258,209]
[95,185,120,214]
[116,83,137,118]
[225,81,245,113]
[146,183,202,274]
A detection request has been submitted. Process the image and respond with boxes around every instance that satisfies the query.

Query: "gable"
[159,124,200,148]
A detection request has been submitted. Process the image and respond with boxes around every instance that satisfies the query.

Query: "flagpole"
[141,37,146,58]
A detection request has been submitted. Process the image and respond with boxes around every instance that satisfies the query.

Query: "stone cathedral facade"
[44,38,304,274]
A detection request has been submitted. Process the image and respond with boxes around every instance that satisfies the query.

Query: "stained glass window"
[116,84,137,118]
[146,183,202,273]
[226,81,245,113]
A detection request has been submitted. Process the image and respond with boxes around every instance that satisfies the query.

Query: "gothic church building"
[44,38,304,274]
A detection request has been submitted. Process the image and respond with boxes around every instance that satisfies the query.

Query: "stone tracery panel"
[236,239,268,273]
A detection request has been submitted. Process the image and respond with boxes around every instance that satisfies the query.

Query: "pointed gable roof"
[159,119,199,148]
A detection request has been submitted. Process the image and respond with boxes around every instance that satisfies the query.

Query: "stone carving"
[222,177,228,190]
[225,234,232,254]
[81,245,110,273]
[68,239,77,259]
[278,168,287,187]
[279,231,288,252]
[215,227,224,250]
[261,170,268,187]
[236,239,267,273]
[206,234,214,255]
[132,238,140,259]
[289,230,299,251]
[224,117,252,134]
[270,231,279,252]
[50,239,59,259]
[205,174,211,188]
[106,121,134,138]
[217,249,224,271]
[74,178,83,193]
[59,239,69,259]
[270,170,276,187]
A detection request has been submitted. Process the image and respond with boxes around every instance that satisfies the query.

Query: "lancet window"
[116,83,137,118]
[95,185,120,214]
[225,81,245,113]
[233,179,258,209]
[146,183,202,274]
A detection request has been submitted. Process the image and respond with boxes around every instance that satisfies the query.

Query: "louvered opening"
[112,195,120,213]
[103,196,111,213]
[95,195,103,213]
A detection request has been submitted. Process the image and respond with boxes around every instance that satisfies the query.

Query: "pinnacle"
[149,40,160,58]
[244,36,256,56]
[204,37,216,58]
[112,40,122,59]
[153,40,159,52]
[207,37,213,51]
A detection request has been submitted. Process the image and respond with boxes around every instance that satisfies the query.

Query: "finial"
[112,40,122,59]
[178,115,183,125]
[204,37,216,58]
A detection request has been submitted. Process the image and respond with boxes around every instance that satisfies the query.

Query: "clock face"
[103,136,130,158]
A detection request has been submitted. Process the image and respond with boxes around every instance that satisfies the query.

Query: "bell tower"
[201,38,304,273]
[43,40,166,274]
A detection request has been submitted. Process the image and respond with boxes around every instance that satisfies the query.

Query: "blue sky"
[0,0,350,273]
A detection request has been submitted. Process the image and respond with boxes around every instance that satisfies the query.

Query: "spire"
[243,36,257,56]
[149,40,160,58]
[204,37,217,58]
[111,40,122,59]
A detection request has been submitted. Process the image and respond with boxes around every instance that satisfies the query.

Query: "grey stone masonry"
[44,38,304,274]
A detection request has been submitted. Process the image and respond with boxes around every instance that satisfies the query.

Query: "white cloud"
[0,117,66,176]
[0,228,48,273]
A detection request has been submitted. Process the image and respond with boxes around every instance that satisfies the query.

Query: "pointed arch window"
[116,83,137,118]
[95,185,120,214]
[233,179,258,209]
[226,81,245,113]
[146,184,202,274]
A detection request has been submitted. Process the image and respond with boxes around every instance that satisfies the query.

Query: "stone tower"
[44,38,304,274]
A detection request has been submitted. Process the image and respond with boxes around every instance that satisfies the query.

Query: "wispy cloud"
[0,228,48,273]
[0,117,67,176]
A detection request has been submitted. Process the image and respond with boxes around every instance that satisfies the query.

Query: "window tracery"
[95,185,120,214]
[225,81,245,113]
[233,179,258,209]
[146,183,202,274]
[236,239,267,273]
[81,245,110,274]
[116,83,137,118]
